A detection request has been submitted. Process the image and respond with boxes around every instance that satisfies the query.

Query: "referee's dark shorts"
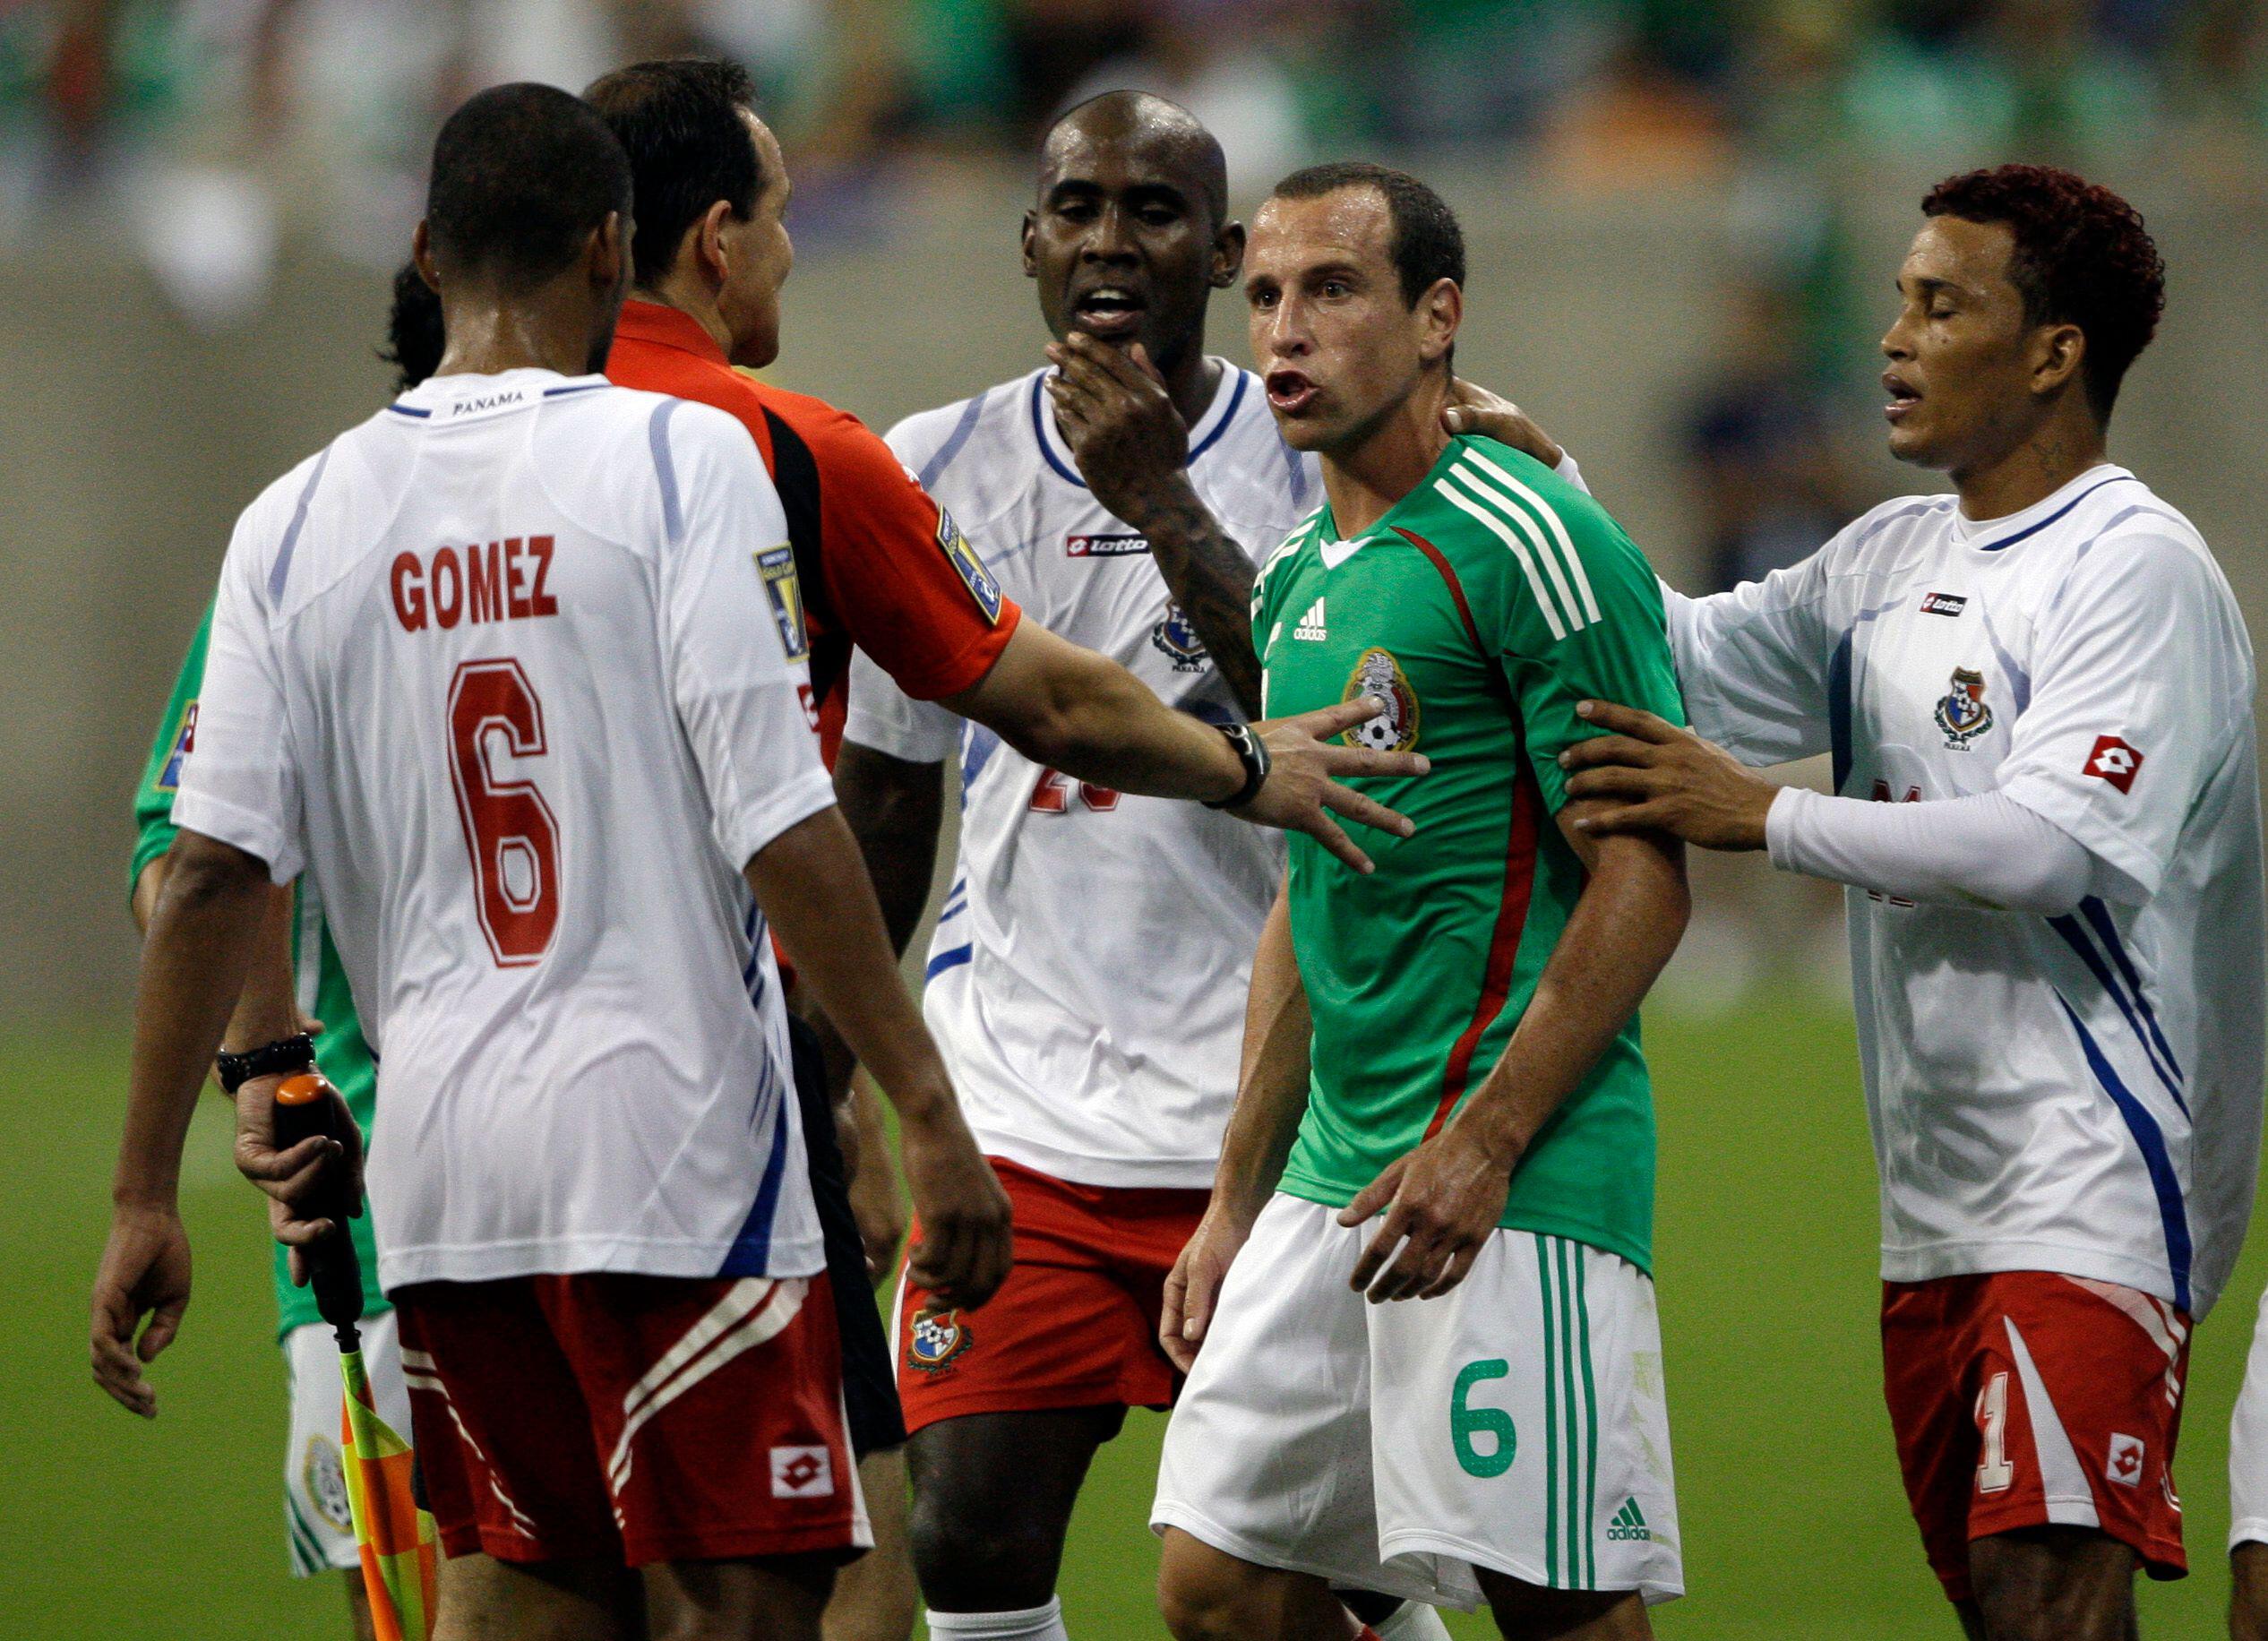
[786,1014,908,1458]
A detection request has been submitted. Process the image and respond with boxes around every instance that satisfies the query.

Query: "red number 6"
[448,658,562,967]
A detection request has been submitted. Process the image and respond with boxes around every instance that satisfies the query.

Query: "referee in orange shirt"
[583,58,1428,1641]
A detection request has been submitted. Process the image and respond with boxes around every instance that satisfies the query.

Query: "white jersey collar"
[388,368,610,425]
[1031,356,1250,490]
[1952,463,2137,554]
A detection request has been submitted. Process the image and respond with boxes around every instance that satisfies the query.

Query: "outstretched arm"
[1341,807,1688,1302]
[947,622,1425,873]
[1559,700,2097,915]
[1044,335,1263,715]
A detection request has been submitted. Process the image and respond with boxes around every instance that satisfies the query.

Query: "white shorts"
[282,1309,408,1576]
[1152,1194,1682,1611]
[2231,1286,2268,1551]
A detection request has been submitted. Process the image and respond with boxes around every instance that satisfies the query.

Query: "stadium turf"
[9,1006,2261,1639]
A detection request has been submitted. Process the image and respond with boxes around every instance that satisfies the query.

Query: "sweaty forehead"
[1903,215,2017,295]
[1250,188,1393,272]
[1040,117,1207,198]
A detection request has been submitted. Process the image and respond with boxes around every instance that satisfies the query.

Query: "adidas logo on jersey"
[1294,598,1327,640]
[1605,1497,1652,1542]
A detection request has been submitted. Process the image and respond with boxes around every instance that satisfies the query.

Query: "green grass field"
[7,1004,2261,1639]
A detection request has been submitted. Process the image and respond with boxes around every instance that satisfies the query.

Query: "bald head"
[1041,90,1227,228]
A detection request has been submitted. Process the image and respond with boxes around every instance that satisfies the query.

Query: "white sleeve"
[1662,544,1840,767]
[170,496,306,884]
[842,642,958,764]
[1765,786,2096,915]
[1997,532,2247,904]
[1553,450,1588,494]
[656,402,837,867]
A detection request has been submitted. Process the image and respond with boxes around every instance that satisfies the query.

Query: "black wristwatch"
[1202,723,1272,811]
[217,1032,316,1095]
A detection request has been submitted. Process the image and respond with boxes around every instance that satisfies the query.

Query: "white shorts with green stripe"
[281,1308,406,1576]
[1152,1193,1681,1611]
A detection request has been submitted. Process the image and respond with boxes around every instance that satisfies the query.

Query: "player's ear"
[2032,320,2086,402]
[1020,209,1039,280]
[1417,277,1462,366]
[591,210,628,296]
[410,221,441,295]
[698,199,736,287]
[1212,219,1246,288]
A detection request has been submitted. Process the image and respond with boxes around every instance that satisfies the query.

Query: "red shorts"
[395,1271,863,1567]
[1882,1271,2190,1600]
[894,1156,1208,1435]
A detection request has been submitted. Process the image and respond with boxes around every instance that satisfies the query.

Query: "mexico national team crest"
[907,1305,974,1375]
[302,1432,353,1534]
[1150,604,1209,673]
[1342,647,1420,752]
[1934,666,1994,749]
[936,507,1003,624]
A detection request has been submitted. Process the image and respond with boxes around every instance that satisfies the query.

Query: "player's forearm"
[1765,786,2094,915]
[220,882,303,1053]
[115,833,281,1208]
[131,856,167,934]
[1453,820,1688,1170]
[747,805,957,1123]
[950,621,1243,803]
[1116,474,1262,716]
[1211,886,1313,1222]
[832,741,946,957]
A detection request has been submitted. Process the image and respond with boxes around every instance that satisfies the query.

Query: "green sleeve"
[1249,520,1313,709]
[130,603,215,895]
[1497,486,1686,813]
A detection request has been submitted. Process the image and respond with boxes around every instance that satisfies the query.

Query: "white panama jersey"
[176,369,833,1292]
[1670,465,2264,1318]
[843,359,1320,1188]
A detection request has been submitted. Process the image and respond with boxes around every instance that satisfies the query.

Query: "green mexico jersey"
[1254,434,1685,1270]
[133,603,388,1338]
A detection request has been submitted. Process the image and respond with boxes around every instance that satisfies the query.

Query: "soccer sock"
[1371,1601,1453,1641]
[924,1598,1071,1641]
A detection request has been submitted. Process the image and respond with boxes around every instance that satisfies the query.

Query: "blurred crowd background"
[4,0,2267,1019]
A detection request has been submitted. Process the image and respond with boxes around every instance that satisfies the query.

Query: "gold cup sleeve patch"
[756,545,810,660]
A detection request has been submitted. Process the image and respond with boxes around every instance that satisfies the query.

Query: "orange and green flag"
[339,1342,436,1641]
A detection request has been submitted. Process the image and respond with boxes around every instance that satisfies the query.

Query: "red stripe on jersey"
[1396,526,1543,1138]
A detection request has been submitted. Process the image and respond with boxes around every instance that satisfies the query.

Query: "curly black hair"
[1923,164,2166,423]
[379,259,445,392]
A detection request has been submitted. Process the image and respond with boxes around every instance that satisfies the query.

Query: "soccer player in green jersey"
[1149,164,1691,1641]
[133,605,399,1629]
[122,269,442,1641]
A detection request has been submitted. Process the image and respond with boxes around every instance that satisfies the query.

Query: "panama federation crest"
[1342,648,1420,752]
[1933,666,1994,749]
[1150,604,1209,673]
[907,1305,974,1375]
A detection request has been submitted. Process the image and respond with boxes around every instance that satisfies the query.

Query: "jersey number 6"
[449,658,562,967]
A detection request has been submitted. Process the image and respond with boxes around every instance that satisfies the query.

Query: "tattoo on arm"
[1145,482,1263,717]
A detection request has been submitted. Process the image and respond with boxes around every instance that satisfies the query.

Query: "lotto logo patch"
[1067,532,1149,557]
[770,1445,835,1499]
[2107,1432,2145,1488]
[2084,735,2143,792]
[1920,591,1968,617]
